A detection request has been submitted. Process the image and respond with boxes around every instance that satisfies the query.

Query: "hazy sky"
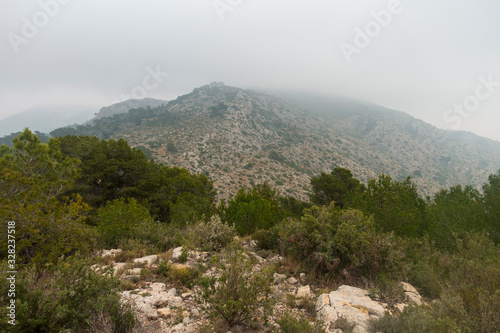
[1,0,499,141]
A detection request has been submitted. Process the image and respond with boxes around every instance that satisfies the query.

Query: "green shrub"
[397,233,500,332]
[185,215,236,252]
[370,295,465,333]
[252,228,280,251]
[157,260,171,277]
[97,198,151,248]
[178,249,189,263]
[165,264,199,288]
[276,312,326,333]
[197,243,274,327]
[0,256,135,332]
[277,205,408,282]
[97,198,175,252]
[221,183,284,235]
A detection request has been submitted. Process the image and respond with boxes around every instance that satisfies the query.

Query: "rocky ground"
[93,239,423,333]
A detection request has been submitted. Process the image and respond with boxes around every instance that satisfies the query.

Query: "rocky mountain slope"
[92,97,168,121]
[60,82,500,201]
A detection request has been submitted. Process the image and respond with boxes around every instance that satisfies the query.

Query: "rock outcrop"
[316,285,387,333]
[93,243,423,333]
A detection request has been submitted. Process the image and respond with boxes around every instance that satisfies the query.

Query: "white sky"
[1,0,499,141]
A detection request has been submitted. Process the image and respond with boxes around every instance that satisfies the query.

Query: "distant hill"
[91,98,168,121]
[0,105,96,137]
[47,83,500,200]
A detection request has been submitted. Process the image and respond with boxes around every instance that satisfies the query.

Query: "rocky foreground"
[93,240,423,333]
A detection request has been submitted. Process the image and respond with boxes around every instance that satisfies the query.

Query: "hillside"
[279,92,500,194]
[51,82,500,201]
[92,97,168,121]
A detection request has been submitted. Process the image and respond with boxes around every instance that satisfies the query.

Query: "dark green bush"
[97,198,174,252]
[277,205,408,282]
[252,228,280,251]
[0,256,135,333]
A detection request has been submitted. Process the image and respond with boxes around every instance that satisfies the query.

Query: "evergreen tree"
[310,167,364,208]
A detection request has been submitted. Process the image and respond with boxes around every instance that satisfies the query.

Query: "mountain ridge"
[48,82,499,201]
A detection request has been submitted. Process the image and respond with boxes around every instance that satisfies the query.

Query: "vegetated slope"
[56,82,500,201]
[279,91,500,195]
[94,83,397,201]
[92,97,168,121]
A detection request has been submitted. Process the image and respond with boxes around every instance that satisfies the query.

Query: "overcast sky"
[1,0,499,141]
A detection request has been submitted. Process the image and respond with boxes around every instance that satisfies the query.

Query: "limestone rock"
[316,285,387,331]
[100,249,122,257]
[133,255,158,267]
[112,262,127,277]
[126,268,142,275]
[400,282,423,305]
[296,285,312,299]
[172,246,184,260]
[273,273,286,284]
[157,308,172,318]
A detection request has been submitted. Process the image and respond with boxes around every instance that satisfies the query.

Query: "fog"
[1,0,500,140]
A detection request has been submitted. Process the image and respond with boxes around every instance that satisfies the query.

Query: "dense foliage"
[57,135,216,225]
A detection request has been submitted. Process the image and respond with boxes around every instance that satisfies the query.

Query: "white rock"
[316,293,330,311]
[316,285,387,331]
[191,308,200,317]
[167,288,177,297]
[133,255,158,267]
[394,303,408,312]
[168,296,183,307]
[112,262,127,277]
[157,307,172,318]
[317,305,338,322]
[172,246,183,260]
[400,282,423,305]
[287,277,299,285]
[100,249,122,257]
[273,273,286,284]
[126,268,142,275]
[296,285,312,299]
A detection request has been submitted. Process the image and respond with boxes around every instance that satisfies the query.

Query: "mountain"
[0,105,96,137]
[278,91,500,194]
[92,98,168,121]
[51,83,500,201]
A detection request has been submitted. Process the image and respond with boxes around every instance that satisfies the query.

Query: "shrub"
[277,312,326,333]
[221,183,284,235]
[370,295,465,333]
[398,233,500,332]
[97,198,151,248]
[252,228,280,251]
[0,256,135,332]
[185,215,236,252]
[277,205,409,282]
[165,264,199,288]
[178,249,189,263]
[197,243,274,327]
[97,198,175,252]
